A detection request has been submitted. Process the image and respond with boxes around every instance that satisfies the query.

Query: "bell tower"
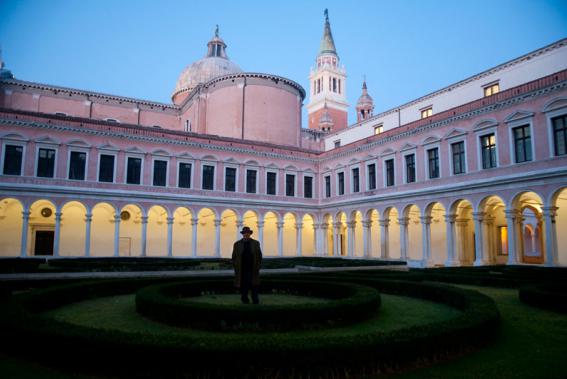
[307,9,348,132]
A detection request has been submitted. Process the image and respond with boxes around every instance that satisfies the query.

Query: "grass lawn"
[395,286,567,379]
[186,293,331,305]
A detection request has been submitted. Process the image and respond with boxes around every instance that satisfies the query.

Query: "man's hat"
[240,226,253,235]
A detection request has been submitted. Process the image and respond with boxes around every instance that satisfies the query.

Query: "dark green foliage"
[135,279,381,330]
[0,257,45,273]
[519,282,567,313]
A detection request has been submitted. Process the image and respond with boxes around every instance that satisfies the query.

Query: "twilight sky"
[1,0,566,125]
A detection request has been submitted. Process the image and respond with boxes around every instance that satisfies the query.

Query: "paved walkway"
[0,265,407,281]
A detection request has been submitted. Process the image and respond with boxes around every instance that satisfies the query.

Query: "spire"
[319,8,337,56]
[356,78,374,122]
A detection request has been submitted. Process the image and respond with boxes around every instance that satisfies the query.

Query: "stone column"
[484,215,495,264]
[235,219,244,241]
[214,219,222,257]
[456,218,470,265]
[140,216,148,257]
[256,220,264,247]
[444,214,458,266]
[166,216,174,257]
[191,218,199,257]
[321,223,329,256]
[333,222,341,256]
[362,220,372,258]
[379,219,390,259]
[505,210,519,265]
[295,222,303,257]
[313,223,321,256]
[473,212,486,266]
[346,220,356,257]
[420,216,433,266]
[113,213,121,257]
[542,206,559,267]
[20,210,30,257]
[53,212,62,257]
[276,221,285,257]
[398,217,410,260]
[84,213,92,257]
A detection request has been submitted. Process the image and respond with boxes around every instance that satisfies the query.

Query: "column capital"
[22,210,31,219]
[320,222,329,230]
[312,223,321,230]
[276,221,285,229]
[542,206,559,218]
[84,214,93,222]
[235,220,244,228]
[444,213,457,223]
[397,217,410,226]
[141,216,149,224]
[333,221,342,229]
[420,216,433,225]
[256,220,265,228]
[346,220,356,229]
[504,209,519,219]
[55,212,63,220]
[191,218,199,226]
[167,217,174,225]
[472,212,486,222]
[214,219,222,227]
[113,214,121,223]
[378,219,390,227]
[362,220,372,228]
[295,222,304,230]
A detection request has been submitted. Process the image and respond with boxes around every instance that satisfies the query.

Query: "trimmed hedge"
[135,279,381,331]
[519,282,567,313]
[0,275,500,378]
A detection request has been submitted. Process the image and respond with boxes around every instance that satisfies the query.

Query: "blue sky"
[1,0,566,125]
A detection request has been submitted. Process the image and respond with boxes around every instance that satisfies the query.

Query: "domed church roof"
[172,26,242,104]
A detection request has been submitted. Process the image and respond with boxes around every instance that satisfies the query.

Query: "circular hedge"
[0,276,500,378]
[519,282,567,313]
[135,279,381,330]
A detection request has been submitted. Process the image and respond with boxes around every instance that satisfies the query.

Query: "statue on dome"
[215,24,219,38]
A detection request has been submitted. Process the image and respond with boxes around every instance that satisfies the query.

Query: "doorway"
[34,230,54,255]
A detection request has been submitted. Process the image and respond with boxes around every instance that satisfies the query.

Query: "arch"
[60,201,87,257]
[0,198,24,256]
[403,204,422,261]
[28,199,57,256]
[366,209,381,258]
[322,213,334,257]
[552,187,567,265]
[172,206,193,257]
[197,207,216,257]
[91,202,116,257]
[301,213,315,256]
[263,211,279,256]
[479,195,507,265]
[119,204,144,257]
[426,202,447,265]
[220,209,238,258]
[147,205,168,256]
[282,212,297,257]
[387,207,401,259]
[242,210,259,229]
[450,199,475,265]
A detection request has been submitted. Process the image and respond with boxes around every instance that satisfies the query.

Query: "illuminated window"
[484,83,500,97]
[480,134,497,169]
[421,107,433,119]
[374,125,383,135]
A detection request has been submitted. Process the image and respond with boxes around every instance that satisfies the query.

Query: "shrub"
[519,282,567,313]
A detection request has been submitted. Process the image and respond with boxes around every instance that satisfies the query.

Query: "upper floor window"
[98,154,115,183]
[421,107,433,119]
[2,145,23,176]
[126,157,142,185]
[374,125,383,135]
[202,165,215,190]
[483,82,500,97]
[427,148,440,179]
[178,162,192,188]
[451,141,466,175]
[69,151,86,181]
[325,175,331,198]
[405,154,416,183]
[552,114,567,156]
[37,148,56,178]
[385,159,395,187]
[334,140,341,148]
[367,163,376,190]
[337,172,345,195]
[304,176,313,198]
[153,160,167,187]
[225,167,236,192]
[352,167,360,193]
[246,169,257,194]
[285,174,295,197]
[266,171,277,195]
[513,125,532,163]
[480,134,497,169]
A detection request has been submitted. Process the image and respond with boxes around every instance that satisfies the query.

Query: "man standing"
[232,226,263,304]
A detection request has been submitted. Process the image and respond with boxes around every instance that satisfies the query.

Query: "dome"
[356,81,374,107]
[172,27,242,104]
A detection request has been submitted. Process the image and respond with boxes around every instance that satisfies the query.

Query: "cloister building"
[1,14,566,267]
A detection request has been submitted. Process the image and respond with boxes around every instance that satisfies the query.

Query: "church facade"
[1,13,566,267]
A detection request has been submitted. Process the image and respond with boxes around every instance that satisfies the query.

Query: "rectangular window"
[153,160,167,186]
[421,107,432,119]
[178,162,192,188]
[285,174,295,197]
[385,159,395,187]
[513,125,532,163]
[352,167,360,193]
[552,114,567,156]
[325,175,331,198]
[225,167,236,192]
[337,172,345,195]
[3,145,23,175]
[452,141,466,175]
[98,154,115,182]
[266,172,277,195]
[69,151,86,180]
[202,165,214,190]
[374,126,383,135]
[484,83,500,97]
[405,154,416,183]
[427,148,439,179]
[126,157,142,185]
[37,148,56,178]
[246,169,257,194]
[304,176,313,198]
[334,140,341,148]
[367,163,376,190]
[480,134,497,169]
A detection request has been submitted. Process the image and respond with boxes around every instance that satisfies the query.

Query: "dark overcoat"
[231,238,262,288]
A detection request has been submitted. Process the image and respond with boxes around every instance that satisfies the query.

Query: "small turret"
[356,78,374,122]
